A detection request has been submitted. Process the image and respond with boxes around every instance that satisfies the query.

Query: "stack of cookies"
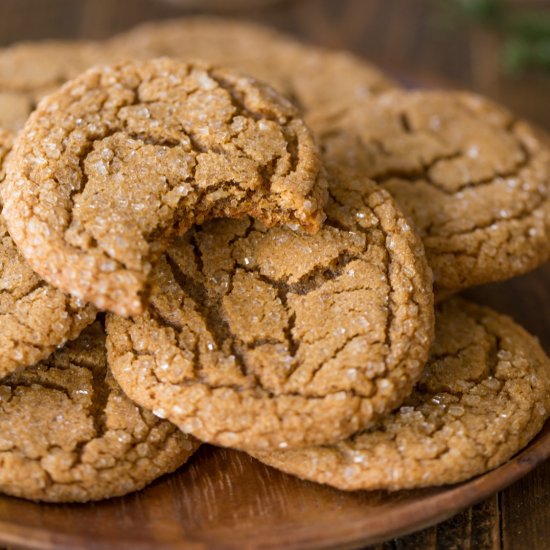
[0,17,549,503]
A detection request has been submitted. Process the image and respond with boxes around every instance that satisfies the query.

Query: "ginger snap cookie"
[252,298,550,490]
[106,17,398,114]
[0,320,199,503]
[0,129,96,378]
[313,90,550,295]
[106,167,434,451]
[0,40,104,130]
[2,58,327,317]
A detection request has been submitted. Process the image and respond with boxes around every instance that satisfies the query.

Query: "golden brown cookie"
[3,58,327,317]
[313,90,550,295]
[0,40,104,130]
[0,92,33,132]
[0,320,199,503]
[0,129,96,378]
[105,16,398,114]
[106,167,434,451]
[0,129,11,176]
[0,20,396,131]
[252,298,550,490]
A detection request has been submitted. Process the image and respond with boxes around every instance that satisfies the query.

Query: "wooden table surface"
[0,1,549,548]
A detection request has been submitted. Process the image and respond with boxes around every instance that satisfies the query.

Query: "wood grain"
[0,424,547,550]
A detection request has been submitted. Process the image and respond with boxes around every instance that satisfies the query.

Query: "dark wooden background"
[1,1,549,548]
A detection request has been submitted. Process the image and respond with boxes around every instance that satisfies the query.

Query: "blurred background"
[0,0,549,127]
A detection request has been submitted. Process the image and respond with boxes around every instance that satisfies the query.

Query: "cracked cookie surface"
[0,129,96,378]
[252,298,550,490]
[106,167,434,451]
[106,17,397,115]
[2,58,327,316]
[313,90,550,294]
[0,40,105,130]
[0,320,199,503]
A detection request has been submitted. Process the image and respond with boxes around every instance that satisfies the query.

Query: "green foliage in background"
[440,0,550,74]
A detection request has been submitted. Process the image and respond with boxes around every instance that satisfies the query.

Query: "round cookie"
[0,320,199,503]
[0,129,97,378]
[106,167,434,451]
[0,40,104,130]
[313,90,550,295]
[2,58,327,317]
[105,16,398,115]
[252,298,550,490]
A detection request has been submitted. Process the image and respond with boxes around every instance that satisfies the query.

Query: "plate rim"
[0,419,547,550]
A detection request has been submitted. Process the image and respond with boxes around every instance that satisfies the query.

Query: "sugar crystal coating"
[106,167,434,451]
[2,58,327,316]
[0,321,199,502]
[0,129,96,377]
[252,298,550,490]
[313,90,550,294]
[0,40,106,130]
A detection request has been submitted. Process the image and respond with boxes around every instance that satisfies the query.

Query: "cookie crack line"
[106,165,434,452]
[240,249,367,297]
[252,299,550,490]
[334,126,532,198]
[164,253,250,379]
[123,335,388,400]
[87,361,112,441]
[378,148,531,199]
[0,279,47,302]
[426,195,547,243]
[0,379,73,403]
[3,58,326,316]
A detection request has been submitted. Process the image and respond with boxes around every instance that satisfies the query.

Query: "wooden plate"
[0,421,548,550]
[1,240,550,550]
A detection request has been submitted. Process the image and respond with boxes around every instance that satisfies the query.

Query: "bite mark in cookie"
[2,58,327,316]
[106,167,433,451]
